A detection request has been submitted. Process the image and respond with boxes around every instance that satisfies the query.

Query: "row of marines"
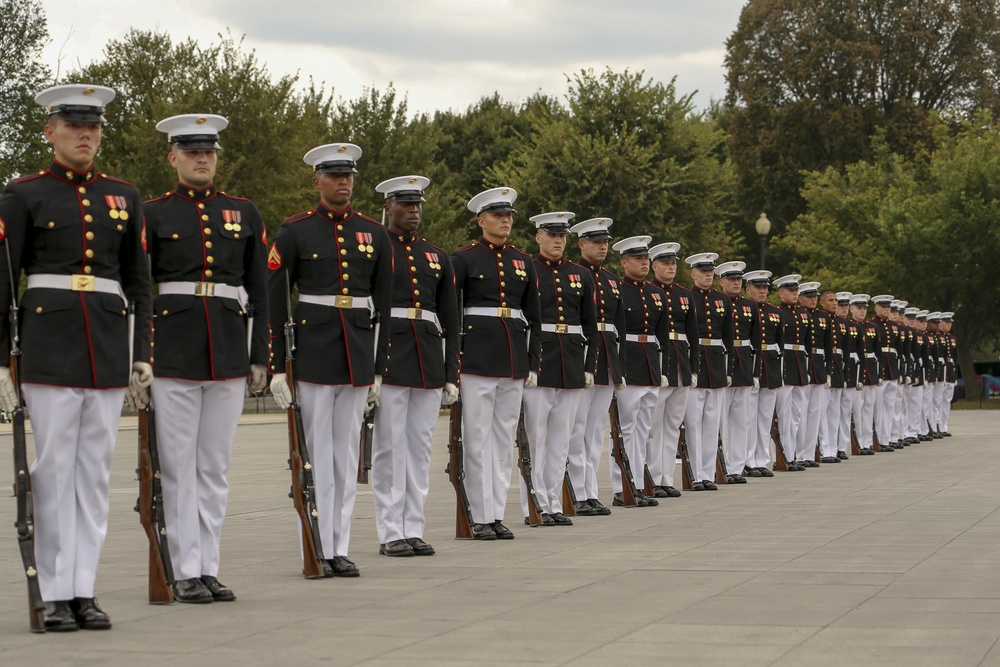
[0,85,957,633]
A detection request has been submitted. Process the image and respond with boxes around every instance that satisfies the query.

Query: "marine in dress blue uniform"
[850,294,879,455]
[0,85,152,630]
[773,274,811,469]
[646,242,699,497]
[566,217,622,516]
[743,271,780,476]
[518,212,597,526]
[870,294,903,450]
[939,312,956,435]
[798,282,833,464]
[267,143,392,576]
[452,187,541,540]
[683,252,735,489]
[370,175,460,557]
[144,114,269,602]
[827,292,857,460]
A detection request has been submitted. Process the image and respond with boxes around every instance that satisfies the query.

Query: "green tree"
[725,0,1000,262]
[0,0,51,183]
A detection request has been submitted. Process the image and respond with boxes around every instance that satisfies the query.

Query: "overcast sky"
[39,0,747,115]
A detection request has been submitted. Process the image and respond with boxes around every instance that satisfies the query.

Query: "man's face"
[906,316,917,330]
[313,171,354,210]
[874,303,890,319]
[621,254,650,281]
[44,117,102,171]
[691,267,714,290]
[652,258,677,284]
[719,275,741,297]
[536,230,566,260]
[941,320,952,333]
[799,293,818,309]
[478,210,513,242]
[168,147,217,189]
[778,286,798,305]
[820,292,837,314]
[917,319,927,332]
[386,200,421,236]
[850,304,867,321]
[836,303,849,318]
[746,284,768,304]
[578,238,608,265]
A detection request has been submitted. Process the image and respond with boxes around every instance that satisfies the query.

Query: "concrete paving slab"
[1,410,1000,666]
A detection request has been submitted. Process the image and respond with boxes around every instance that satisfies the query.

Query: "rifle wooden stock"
[517,406,544,526]
[11,368,44,631]
[609,396,638,507]
[715,435,729,484]
[357,408,374,484]
[850,417,861,455]
[447,400,475,539]
[771,415,789,471]
[561,470,577,516]
[136,406,174,604]
[643,464,656,497]
[678,425,695,491]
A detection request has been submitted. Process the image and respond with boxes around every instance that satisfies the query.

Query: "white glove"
[856,382,864,391]
[825,376,832,389]
[904,376,911,385]
[584,372,594,389]
[660,374,669,388]
[726,375,733,387]
[690,373,698,387]
[366,375,382,411]
[615,379,627,391]
[752,377,760,393]
[441,382,459,406]
[524,371,538,389]
[270,373,292,410]
[248,364,267,393]
[878,378,884,386]
[0,367,17,412]
[126,361,153,409]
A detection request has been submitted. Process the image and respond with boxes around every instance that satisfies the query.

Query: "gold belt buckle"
[335,295,353,308]
[637,334,649,343]
[596,322,607,331]
[194,281,215,297]
[407,307,422,320]
[497,307,512,318]
[71,274,94,292]
[555,323,568,334]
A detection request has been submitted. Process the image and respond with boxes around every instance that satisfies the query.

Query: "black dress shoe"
[612,492,626,506]
[782,464,801,471]
[472,523,498,540]
[527,514,555,526]
[44,601,79,632]
[878,445,894,452]
[379,539,415,557]
[702,480,718,491]
[746,468,763,477]
[492,521,515,539]
[70,597,111,629]
[757,467,774,477]
[405,537,435,556]
[330,556,360,577]
[743,466,754,476]
[821,456,839,464]
[635,492,659,506]
[574,500,598,516]
[862,448,875,455]
[587,499,612,515]
[726,474,747,484]
[692,481,706,491]
[663,486,682,497]
[943,431,952,437]
[837,451,849,460]
[918,434,931,441]
[653,486,670,498]
[803,460,820,467]
[199,576,236,602]
[173,577,213,604]
[550,512,573,526]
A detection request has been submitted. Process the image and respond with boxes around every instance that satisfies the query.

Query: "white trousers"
[610,385,658,493]
[298,382,367,557]
[460,375,522,524]
[932,382,947,430]
[858,385,879,449]
[152,377,245,580]
[568,384,614,500]
[803,384,829,459]
[24,384,126,601]
[942,382,955,431]
[519,387,581,516]
[875,379,897,445]
[922,382,935,432]
[684,388,724,482]
[748,388,778,469]
[775,385,807,462]
[372,385,442,544]
[907,384,925,439]
[648,385,690,486]
[893,382,908,442]
[721,385,752,475]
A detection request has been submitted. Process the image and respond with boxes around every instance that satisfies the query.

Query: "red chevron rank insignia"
[267,243,282,270]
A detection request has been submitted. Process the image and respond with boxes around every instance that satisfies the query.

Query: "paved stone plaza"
[2,410,1000,666]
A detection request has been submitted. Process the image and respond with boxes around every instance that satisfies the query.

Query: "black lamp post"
[755,212,771,270]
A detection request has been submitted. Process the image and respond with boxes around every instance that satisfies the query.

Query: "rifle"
[283,272,332,579]
[135,404,175,603]
[608,395,638,507]
[771,414,789,470]
[446,397,475,539]
[850,416,861,455]
[8,245,44,632]
[561,469,577,516]
[715,433,729,484]
[516,405,544,526]
[678,424,695,491]
[357,407,374,484]
[643,464,656,497]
